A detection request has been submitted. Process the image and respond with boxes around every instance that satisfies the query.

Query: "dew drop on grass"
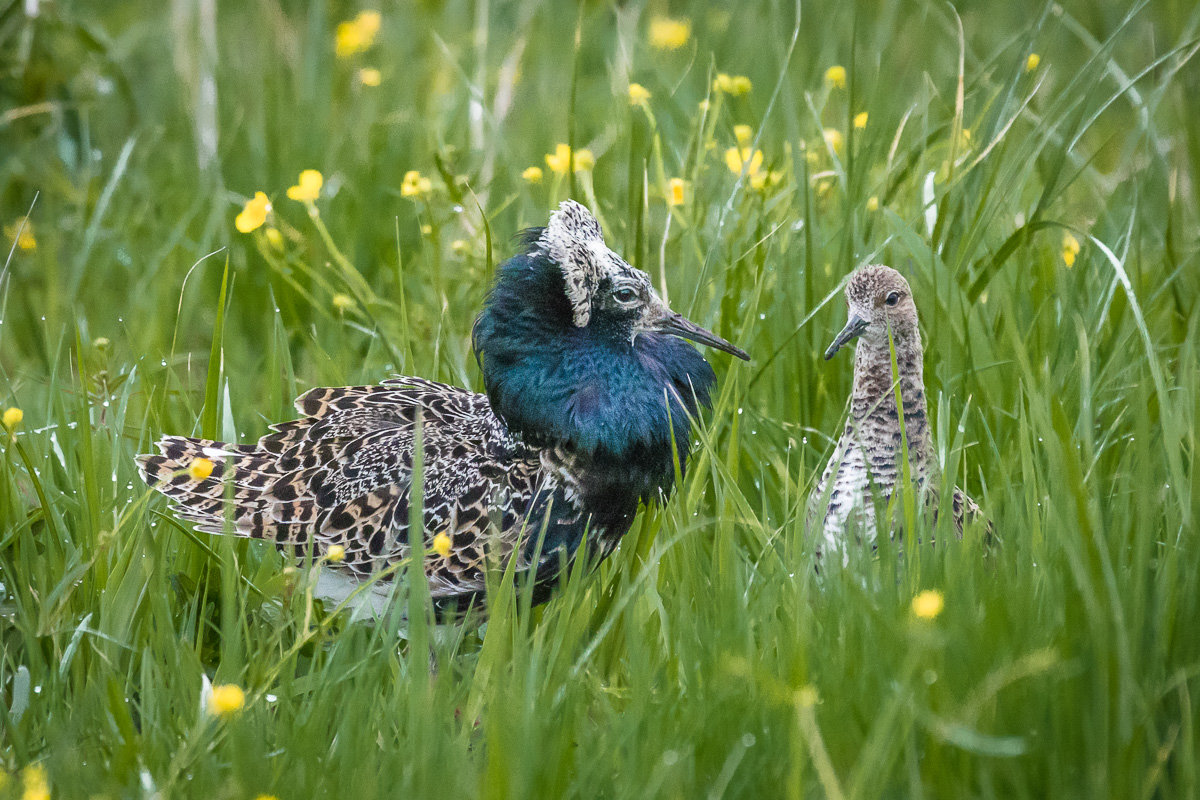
[759,313,765,320]
[923,669,938,685]
[160,359,167,367]
[737,407,743,415]
[662,750,679,766]
[102,400,110,408]
[742,733,756,747]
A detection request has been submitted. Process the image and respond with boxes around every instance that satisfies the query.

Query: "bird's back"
[137,377,597,612]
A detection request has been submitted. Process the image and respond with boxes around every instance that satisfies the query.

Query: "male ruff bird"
[138,200,748,614]
[810,264,986,558]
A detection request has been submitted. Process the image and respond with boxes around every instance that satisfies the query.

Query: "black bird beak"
[824,313,869,360]
[651,311,750,361]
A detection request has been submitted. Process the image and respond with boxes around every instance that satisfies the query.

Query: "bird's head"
[473,200,747,463]
[824,265,920,360]
[526,200,748,359]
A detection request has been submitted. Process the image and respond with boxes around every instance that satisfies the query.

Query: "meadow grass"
[2,0,1199,797]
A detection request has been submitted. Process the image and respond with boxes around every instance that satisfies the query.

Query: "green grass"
[2,0,1199,796]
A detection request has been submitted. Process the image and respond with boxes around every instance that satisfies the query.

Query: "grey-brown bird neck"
[848,330,934,485]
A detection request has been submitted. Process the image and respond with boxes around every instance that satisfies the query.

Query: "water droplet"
[662,750,679,766]
[742,732,756,747]
[737,407,744,415]
[102,400,110,408]
[160,359,167,367]
[802,436,808,445]
[759,313,766,320]
[40,315,46,321]
[923,669,938,685]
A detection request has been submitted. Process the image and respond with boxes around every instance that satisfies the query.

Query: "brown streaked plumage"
[809,264,988,557]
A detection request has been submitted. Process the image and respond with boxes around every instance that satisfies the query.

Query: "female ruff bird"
[810,264,985,558]
[138,200,748,614]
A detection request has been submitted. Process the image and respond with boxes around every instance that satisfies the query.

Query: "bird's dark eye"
[885,291,901,307]
[613,286,639,304]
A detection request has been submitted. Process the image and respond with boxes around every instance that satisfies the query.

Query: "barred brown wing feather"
[136,377,550,599]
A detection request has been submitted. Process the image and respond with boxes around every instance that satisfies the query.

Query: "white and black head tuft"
[536,200,650,328]
[531,201,747,358]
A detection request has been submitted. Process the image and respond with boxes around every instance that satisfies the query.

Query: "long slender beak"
[824,313,869,360]
[650,311,750,361]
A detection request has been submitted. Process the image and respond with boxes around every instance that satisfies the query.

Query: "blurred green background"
[2,0,1199,797]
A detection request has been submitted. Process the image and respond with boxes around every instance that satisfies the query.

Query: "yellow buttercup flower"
[522,166,543,184]
[648,16,690,51]
[21,764,49,800]
[400,170,432,198]
[286,170,323,202]
[546,144,571,174]
[253,795,280,800]
[235,192,271,233]
[5,217,36,251]
[188,457,214,481]
[545,144,594,174]
[326,544,346,562]
[572,148,595,171]
[358,67,382,86]
[208,684,245,717]
[911,590,945,620]
[853,112,868,129]
[1025,53,1040,72]
[823,128,844,154]
[2,407,23,431]
[724,146,763,176]
[750,170,782,191]
[796,685,819,708]
[825,65,846,89]
[666,178,686,207]
[628,83,651,106]
[335,10,382,58]
[451,239,469,255]
[355,11,381,38]
[1062,233,1081,267]
[714,73,752,96]
[866,196,879,212]
[733,124,753,146]
[332,293,355,312]
[432,531,452,558]
[265,227,284,251]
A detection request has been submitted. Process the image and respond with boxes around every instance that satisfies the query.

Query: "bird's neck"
[850,336,934,481]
